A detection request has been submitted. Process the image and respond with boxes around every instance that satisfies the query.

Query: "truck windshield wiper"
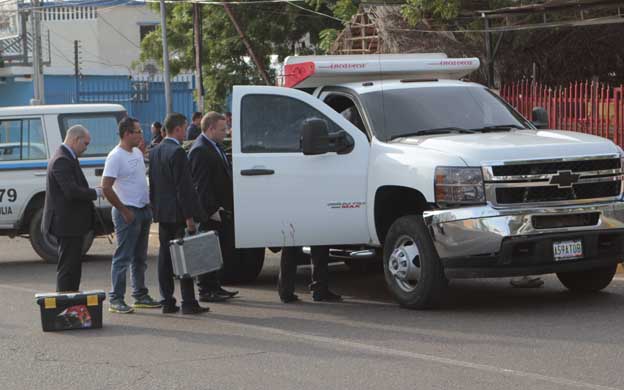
[471,124,525,132]
[390,127,476,140]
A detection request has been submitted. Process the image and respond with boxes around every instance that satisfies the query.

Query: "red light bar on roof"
[283,54,480,88]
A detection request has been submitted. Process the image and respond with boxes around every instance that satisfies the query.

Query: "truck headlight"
[435,167,486,206]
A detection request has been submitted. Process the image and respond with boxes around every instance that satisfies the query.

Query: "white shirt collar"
[164,137,180,145]
[62,143,77,159]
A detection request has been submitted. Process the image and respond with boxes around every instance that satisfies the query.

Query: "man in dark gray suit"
[189,112,238,302]
[42,125,102,292]
[149,113,208,315]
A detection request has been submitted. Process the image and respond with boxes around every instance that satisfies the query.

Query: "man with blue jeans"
[102,117,160,313]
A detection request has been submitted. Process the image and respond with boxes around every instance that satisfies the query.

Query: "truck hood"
[397,130,621,165]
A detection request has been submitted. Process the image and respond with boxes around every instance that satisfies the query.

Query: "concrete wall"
[41,2,159,75]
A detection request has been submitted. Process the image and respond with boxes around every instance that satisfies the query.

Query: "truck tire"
[29,208,95,264]
[383,215,447,309]
[222,248,265,284]
[556,265,617,292]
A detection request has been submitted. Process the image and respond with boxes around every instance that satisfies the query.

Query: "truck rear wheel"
[383,215,447,309]
[556,265,617,292]
[29,208,95,264]
[222,248,265,284]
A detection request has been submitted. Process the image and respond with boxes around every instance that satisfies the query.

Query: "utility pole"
[160,0,173,115]
[482,14,494,89]
[31,0,44,105]
[193,3,204,111]
[74,40,80,103]
[222,4,271,85]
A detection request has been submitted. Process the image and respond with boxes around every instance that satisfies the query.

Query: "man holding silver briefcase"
[189,112,239,303]
[149,113,209,315]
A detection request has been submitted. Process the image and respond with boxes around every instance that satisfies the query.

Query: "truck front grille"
[485,156,622,207]
[495,181,621,204]
[492,158,620,176]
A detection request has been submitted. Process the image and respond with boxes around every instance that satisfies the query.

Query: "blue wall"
[0,78,36,107]
[0,74,197,137]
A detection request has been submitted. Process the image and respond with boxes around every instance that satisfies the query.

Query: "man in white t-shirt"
[102,117,160,313]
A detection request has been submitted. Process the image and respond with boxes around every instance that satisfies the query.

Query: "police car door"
[232,86,369,248]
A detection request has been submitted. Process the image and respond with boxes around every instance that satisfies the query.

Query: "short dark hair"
[151,121,162,130]
[119,116,140,138]
[164,113,187,134]
[192,112,203,121]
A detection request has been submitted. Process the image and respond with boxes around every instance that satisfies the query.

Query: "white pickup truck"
[230,54,624,308]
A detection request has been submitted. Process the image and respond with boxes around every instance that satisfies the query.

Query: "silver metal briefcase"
[169,230,223,279]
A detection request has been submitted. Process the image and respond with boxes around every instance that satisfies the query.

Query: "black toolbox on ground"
[35,290,106,332]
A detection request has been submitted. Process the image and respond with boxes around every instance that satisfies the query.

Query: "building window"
[140,25,157,42]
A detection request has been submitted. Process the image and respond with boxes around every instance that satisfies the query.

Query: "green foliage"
[319,28,339,53]
[139,2,338,110]
[306,0,358,52]
[401,0,461,27]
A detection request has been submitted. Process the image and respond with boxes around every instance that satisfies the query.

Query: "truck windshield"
[359,85,533,141]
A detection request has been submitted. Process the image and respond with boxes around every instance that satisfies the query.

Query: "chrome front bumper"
[423,201,624,260]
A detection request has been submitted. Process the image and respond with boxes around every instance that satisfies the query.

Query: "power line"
[46,30,132,71]
[49,40,74,65]
[98,13,141,48]
[287,1,344,23]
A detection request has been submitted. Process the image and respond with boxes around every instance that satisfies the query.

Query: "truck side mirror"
[532,107,549,129]
[301,118,330,155]
[328,130,354,155]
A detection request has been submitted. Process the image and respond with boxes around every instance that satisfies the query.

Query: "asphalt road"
[2,234,624,390]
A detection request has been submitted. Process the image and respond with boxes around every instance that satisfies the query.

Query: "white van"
[0,104,127,262]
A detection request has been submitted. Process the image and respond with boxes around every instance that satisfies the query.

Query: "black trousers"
[158,222,197,305]
[56,235,85,292]
[196,220,223,294]
[278,246,329,298]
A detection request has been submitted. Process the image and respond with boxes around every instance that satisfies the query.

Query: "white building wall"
[40,3,158,75]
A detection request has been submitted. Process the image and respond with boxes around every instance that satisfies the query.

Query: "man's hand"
[95,186,104,199]
[121,207,135,224]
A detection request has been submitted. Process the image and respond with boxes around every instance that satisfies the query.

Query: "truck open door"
[232,86,370,248]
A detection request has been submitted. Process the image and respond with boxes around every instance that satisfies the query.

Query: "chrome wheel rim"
[388,235,422,293]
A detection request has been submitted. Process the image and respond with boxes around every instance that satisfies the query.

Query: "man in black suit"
[189,112,238,302]
[42,125,102,292]
[185,112,202,141]
[149,113,209,315]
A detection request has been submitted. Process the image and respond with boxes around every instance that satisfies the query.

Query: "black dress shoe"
[199,291,230,303]
[162,303,180,314]
[280,294,300,304]
[217,286,239,298]
[312,290,342,302]
[181,304,210,315]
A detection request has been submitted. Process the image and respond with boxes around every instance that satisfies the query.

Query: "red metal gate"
[500,81,624,148]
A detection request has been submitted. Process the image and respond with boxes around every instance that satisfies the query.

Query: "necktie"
[217,144,229,167]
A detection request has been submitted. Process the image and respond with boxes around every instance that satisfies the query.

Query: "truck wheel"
[222,248,265,284]
[29,208,58,264]
[383,215,447,309]
[557,265,617,292]
[29,208,95,264]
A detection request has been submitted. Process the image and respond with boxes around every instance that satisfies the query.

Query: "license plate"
[553,239,583,261]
